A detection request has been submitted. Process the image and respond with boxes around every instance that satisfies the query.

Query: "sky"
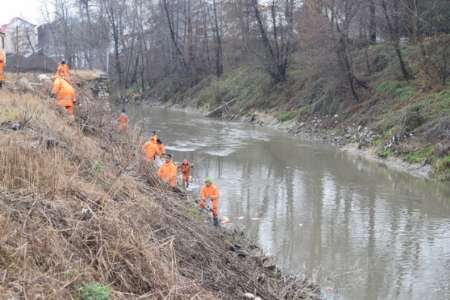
[0,0,42,26]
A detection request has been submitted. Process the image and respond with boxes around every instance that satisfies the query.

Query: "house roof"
[1,17,36,31]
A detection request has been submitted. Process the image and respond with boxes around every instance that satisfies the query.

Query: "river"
[126,104,450,300]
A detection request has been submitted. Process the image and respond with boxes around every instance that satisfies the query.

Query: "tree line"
[43,0,450,100]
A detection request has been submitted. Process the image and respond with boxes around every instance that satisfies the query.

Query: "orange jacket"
[200,184,219,201]
[143,140,157,160]
[51,77,76,107]
[156,143,166,156]
[55,63,70,78]
[158,161,177,187]
[199,184,219,216]
[118,113,128,131]
[0,49,5,81]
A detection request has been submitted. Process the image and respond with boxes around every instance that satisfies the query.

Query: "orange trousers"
[0,62,4,82]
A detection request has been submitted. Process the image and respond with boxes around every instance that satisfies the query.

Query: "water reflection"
[128,105,450,300]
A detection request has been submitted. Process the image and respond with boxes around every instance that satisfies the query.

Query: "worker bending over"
[51,76,76,115]
[157,154,177,187]
[0,48,5,89]
[199,177,220,226]
[178,159,192,188]
[55,60,70,80]
[143,136,158,161]
[118,109,129,132]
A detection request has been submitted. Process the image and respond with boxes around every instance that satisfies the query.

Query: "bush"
[80,283,111,300]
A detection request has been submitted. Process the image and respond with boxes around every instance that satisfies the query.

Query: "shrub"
[80,283,111,300]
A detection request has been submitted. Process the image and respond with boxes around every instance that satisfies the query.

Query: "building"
[0,28,5,50]
[1,17,38,56]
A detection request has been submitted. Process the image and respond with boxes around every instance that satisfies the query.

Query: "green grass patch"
[405,146,434,164]
[433,155,450,181]
[414,88,450,118]
[80,283,111,300]
[276,111,297,122]
[377,148,394,159]
[371,137,382,146]
[298,105,311,117]
[195,67,270,110]
[376,80,417,101]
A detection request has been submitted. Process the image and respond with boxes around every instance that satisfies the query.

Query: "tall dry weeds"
[0,74,319,299]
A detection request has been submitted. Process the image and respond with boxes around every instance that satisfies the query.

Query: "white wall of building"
[3,18,37,56]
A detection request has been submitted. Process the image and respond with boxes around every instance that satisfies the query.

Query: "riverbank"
[0,74,319,299]
[148,102,434,181]
[144,43,449,182]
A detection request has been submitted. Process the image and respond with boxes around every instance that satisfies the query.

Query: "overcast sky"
[1,0,42,26]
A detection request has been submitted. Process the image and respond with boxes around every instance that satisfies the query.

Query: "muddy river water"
[127,105,450,300]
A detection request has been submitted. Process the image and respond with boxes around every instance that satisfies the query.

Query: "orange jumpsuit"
[179,163,191,184]
[55,63,70,79]
[51,77,76,114]
[118,113,128,132]
[199,184,219,217]
[143,140,158,161]
[0,49,5,84]
[158,161,177,187]
[156,143,166,156]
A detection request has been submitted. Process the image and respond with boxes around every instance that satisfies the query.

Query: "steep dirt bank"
[145,43,449,181]
[0,74,319,299]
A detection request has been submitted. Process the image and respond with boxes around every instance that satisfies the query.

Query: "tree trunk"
[381,0,413,80]
[212,0,223,77]
[369,0,376,44]
[162,0,188,72]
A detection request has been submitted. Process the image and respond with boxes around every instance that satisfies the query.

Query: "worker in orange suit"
[199,177,220,226]
[157,154,177,187]
[0,48,5,89]
[142,137,158,161]
[51,76,76,115]
[118,109,129,132]
[55,60,70,79]
[156,139,166,157]
[178,159,192,188]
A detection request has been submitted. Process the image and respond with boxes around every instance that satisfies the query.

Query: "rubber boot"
[213,216,219,227]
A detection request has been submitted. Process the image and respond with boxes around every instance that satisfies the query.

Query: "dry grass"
[72,69,105,81]
[0,78,320,299]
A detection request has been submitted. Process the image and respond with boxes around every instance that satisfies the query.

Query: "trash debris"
[81,207,93,221]
[221,216,231,224]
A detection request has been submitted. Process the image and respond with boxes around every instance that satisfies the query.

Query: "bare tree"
[380,0,413,80]
[251,0,295,83]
